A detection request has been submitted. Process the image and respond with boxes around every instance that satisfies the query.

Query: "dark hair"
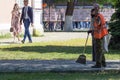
[91,9,95,18]
[91,9,95,12]
[13,3,19,10]
[91,8,95,12]
[91,8,99,18]
[24,0,29,2]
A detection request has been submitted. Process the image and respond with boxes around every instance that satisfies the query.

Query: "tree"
[109,0,120,49]
[48,0,116,32]
[64,0,75,31]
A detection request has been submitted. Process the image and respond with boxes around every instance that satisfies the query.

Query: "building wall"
[0,0,44,35]
[0,0,15,24]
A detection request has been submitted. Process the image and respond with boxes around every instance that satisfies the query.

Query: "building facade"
[0,0,15,29]
[0,0,43,34]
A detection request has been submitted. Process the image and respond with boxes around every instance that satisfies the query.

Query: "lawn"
[0,38,120,80]
[0,38,119,60]
[0,72,120,80]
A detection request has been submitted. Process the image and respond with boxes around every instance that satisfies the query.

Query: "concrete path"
[0,32,119,72]
[0,60,119,72]
[0,32,89,45]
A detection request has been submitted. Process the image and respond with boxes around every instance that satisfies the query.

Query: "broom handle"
[82,33,89,54]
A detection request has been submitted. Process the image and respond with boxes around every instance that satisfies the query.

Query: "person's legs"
[87,21,90,28]
[101,53,106,67]
[96,39,102,65]
[75,22,78,28]
[49,22,53,31]
[92,35,96,61]
[16,32,20,41]
[80,21,83,29]
[78,21,81,29]
[13,26,17,42]
[92,39,102,68]
[101,38,106,67]
[61,21,64,30]
[13,32,16,42]
[26,20,32,42]
[22,20,28,42]
[22,19,32,43]
[72,22,74,29]
[83,21,86,28]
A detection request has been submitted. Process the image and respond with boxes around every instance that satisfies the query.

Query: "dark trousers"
[92,35,96,61]
[23,19,32,42]
[95,38,106,65]
[61,21,64,30]
[49,22,54,31]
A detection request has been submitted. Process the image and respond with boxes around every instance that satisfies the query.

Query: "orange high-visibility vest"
[93,13,108,39]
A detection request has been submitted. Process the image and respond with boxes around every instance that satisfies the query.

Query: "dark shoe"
[21,40,24,44]
[91,65,102,68]
[102,64,106,67]
[102,61,106,67]
[87,30,92,34]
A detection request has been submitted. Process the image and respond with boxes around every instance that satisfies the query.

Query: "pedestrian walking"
[20,0,33,43]
[11,3,21,42]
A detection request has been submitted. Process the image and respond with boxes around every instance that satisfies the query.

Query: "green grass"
[0,33,24,39]
[0,33,12,39]
[0,38,120,60]
[0,72,120,80]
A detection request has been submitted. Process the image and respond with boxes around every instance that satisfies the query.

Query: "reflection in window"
[16,0,31,8]
[16,0,23,8]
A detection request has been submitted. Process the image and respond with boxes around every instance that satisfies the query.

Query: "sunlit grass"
[0,38,119,60]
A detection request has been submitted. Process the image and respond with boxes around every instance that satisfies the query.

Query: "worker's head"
[91,8,99,17]
[91,9,95,18]
[93,3,100,11]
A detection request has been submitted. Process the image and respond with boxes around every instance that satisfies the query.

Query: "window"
[34,0,42,9]
[16,0,23,8]
[16,0,32,8]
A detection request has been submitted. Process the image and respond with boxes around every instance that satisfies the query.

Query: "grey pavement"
[0,32,120,72]
[0,60,119,72]
[0,32,89,45]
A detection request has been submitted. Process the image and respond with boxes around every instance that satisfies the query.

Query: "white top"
[24,6,29,19]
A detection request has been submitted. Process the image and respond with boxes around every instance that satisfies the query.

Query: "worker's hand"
[87,30,92,34]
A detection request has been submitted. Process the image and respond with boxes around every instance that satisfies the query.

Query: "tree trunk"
[64,1,74,32]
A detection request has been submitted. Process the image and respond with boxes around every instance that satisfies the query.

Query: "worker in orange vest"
[91,3,100,62]
[90,8,96,62]
[88,8,108,68]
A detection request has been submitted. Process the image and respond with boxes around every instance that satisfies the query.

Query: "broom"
[76,33,89,64]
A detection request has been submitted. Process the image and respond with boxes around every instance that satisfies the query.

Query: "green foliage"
[53,0,116,5]
[33,28,42,37]
[109,1,120,49]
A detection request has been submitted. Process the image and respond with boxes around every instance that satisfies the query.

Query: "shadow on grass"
[1,45,92,54]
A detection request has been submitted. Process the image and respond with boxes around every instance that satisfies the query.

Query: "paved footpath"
[0,60,119,72]
[0,32,89,44]
[0,32,120,72]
